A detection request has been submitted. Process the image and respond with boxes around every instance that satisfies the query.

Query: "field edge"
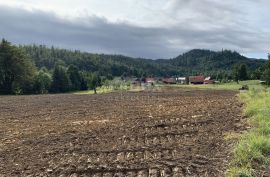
[226,90,270,177]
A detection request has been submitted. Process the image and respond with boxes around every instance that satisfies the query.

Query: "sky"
[0,0,269,59]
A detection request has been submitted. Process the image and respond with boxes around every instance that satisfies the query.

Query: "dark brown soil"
[0,89,246,177]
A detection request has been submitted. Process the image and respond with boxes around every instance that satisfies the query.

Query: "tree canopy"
[51,65,70,93]
[0,39,36,94]
[0,40,269,95]
[20,45,266,78]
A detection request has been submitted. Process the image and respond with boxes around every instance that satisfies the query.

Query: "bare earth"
[0,89,246,177]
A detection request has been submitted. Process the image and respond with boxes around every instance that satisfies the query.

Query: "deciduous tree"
[33,69,52,94]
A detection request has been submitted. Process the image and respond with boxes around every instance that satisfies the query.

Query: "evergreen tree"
[67,65,81,91]
[0,39,36,94]
[262,55,270,86]
[232,64,240,84]
[80,73,88,91]
[51,65,70,93]
[238,64,249,81]
[19,45,265,78]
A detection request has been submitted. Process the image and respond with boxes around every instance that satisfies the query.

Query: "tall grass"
[227,90,270,177]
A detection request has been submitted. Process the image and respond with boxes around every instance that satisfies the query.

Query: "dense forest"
[20,45,266,77]
[1,39,270,94]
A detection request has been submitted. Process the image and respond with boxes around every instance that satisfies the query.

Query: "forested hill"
[20,45,266,77]
[170,49,266,73]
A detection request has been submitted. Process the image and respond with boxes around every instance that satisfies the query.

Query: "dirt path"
[0,89,246,177]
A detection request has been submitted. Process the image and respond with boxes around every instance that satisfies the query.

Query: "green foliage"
[173,80,264,91]
[51,65,70,93]
[67,64,81,91]
[1,40,267,95]
[250,68,264,80]
[232,64,240,83]
[171,49,265,76]
[232,64,249,83]
[80,73,88,91]
[0,39,37,94]
[239,64,249,81]
[33,69,52,94]
[20,45,266,77]
[227,91,270,176]
[81,72,102,94]
[261,56,270,86]
[90,73,101,94]
[74,78,131,95]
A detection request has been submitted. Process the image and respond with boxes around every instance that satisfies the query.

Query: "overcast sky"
[0,0,269,59]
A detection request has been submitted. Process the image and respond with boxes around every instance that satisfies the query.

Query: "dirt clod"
[0,89,245,176]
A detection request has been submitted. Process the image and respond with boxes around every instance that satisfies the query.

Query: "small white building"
[176,77,186,84]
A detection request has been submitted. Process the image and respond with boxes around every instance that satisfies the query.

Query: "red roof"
[162,78,176,84]
[189,76,205,82]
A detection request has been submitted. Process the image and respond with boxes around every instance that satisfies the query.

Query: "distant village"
[125,75,216,87]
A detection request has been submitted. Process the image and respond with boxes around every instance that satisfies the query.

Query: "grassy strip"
[74,86,116,95]
[227,90,270,177]
[73,85,144,95]
[75,80,264,94]
[166,80,264,91]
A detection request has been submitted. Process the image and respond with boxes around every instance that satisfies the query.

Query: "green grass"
[75,80,265,94]
[226,90,270,177]
[170,80,265,91]
[73,84,141,95]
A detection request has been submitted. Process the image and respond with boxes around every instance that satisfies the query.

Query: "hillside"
[20,45,266,77]
[170,49,266,74]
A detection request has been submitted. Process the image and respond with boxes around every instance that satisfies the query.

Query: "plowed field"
[0,89,246,177]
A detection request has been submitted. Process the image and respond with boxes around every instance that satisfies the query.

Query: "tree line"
[19,44,266,78]
[1,39,270,94]
[0,39,102,94]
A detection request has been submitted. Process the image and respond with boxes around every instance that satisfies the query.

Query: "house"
[204,76,214,84]
[145,77,155,83]
[145,77,156,86]
[162,78,176,84]
[176,77,187,84]
[189,76,204,84]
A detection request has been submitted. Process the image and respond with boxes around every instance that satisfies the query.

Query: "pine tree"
[262,54,270,85]
[51,65,70,93]
[238,64,249,81]
[80,74,88,91]
[67,65,81,91]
